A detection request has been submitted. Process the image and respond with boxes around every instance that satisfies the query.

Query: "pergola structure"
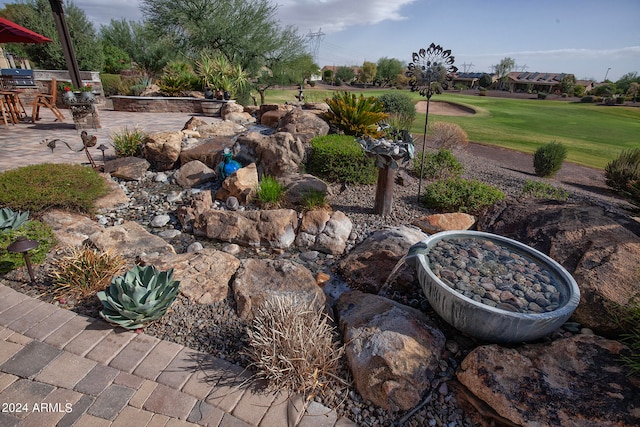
[48,0,82,89]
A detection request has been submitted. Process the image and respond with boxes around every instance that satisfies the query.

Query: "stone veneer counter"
[111,95,230,116]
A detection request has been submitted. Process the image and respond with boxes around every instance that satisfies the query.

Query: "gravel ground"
[1,144,634,427]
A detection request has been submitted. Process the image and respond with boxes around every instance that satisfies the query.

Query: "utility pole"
[604,67,611,82]
[305,28,325,65]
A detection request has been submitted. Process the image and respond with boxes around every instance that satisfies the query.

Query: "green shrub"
[573,85,586,97]
[100,73,123,97]
[537,92,548,99]
[413,148,463,180]
[581,95,594,103]
[378,92,416,131]
[423,178,505,215]
[257,176,285,207]
[627,180,640,207]
[0,220,56,274]
[604,148,640,192]
[324,91,388,138]
[522,180,569,200]
[533,141,568,177]
[307,135,377,184]
[111,126,146,157]
[0,164,109,214]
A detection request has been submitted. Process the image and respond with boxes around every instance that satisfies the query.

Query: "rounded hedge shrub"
[533,141,567,177]
[422,178,505,215]
[306,135,377,184]
[604,148,640,192]
[414,148,463,180]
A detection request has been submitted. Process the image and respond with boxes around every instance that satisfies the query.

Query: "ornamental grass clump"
[429,122,469,150]
[97,265,180,330]
[51,246,127,298]
[423,178,505,215]
[256,176,285,208]
[521,180,569,201]
[604,148,640,193]
[244,295,347,400]
[110,126,146,157]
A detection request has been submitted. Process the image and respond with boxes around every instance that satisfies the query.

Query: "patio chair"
[31,77,65,123]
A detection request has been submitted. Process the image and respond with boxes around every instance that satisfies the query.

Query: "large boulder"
[215,163,259,204]
[478,199,640,336]
[193,208,299,249]
[89,221,176,258]
[413,212,476,234]
[457,334,640,427]
[141,248,240,304]
[336,291,446,412]
[233,131,306,178]
[40,210,102,249]
[280,173,332,206]
[103,157,150,181]
[93,174,129,210]
[194,120,247,138]
[179,137,233,169]
[277,107,329,144]
[173,160,216,188]
[337,226,428,294]
[176,191,213,233]
[295,210,352,255]
[232,258,325,319]
[143,131,182,171]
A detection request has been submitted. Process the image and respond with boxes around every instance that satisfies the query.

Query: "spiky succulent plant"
[0,208,29,232]
[97,265,180,329]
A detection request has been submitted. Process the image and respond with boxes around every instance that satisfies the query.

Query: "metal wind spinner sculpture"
[406,43,458,199]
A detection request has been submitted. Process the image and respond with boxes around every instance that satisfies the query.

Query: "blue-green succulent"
[97,265,180,329]
[0,208,29,232]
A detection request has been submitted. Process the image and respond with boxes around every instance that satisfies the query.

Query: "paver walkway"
[0,105,355,426]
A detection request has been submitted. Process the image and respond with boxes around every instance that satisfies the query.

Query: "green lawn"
[265,88,640,169]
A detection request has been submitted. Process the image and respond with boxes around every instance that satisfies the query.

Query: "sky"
[2,0,639,81]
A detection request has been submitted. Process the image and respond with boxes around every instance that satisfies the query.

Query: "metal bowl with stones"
[408,230,580,343]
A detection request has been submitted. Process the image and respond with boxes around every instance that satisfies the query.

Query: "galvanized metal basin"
[410,230,580,343]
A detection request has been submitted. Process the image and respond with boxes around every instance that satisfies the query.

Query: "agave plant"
[97,265,180,329]
[0,208,29,232]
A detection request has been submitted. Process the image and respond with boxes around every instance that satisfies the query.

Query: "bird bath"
[407,230,580,343]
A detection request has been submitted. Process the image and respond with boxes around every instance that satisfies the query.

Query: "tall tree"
[493,57,515,89]
[375,57,403,87]
[1,0,103,71]
[335,66,355,84]
[253,53,317,105]
[359,61,376,87]
[140,0,306,75]
[100,19,174,77]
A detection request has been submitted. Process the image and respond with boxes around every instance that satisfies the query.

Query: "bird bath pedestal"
[64,92,101,130]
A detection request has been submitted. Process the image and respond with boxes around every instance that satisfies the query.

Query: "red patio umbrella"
[0,17,52,44]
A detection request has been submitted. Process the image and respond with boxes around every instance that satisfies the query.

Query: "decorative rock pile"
[32,102,640,426]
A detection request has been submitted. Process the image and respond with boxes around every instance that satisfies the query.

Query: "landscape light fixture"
[7,237,39,283]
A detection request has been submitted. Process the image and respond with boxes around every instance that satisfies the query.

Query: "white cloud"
[275,0,416,33]
[465,46,640,60]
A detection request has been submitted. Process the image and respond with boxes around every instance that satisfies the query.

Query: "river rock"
[215,163,259,204]
[232,258,325,319]
[337,226,428,294]
[89,220,176,258]
[193,208,299,249]
[141,248,241,304]
[103,157,150,181]
[457,334,640,426]
[478,199,640,335]
[174,160,216,188]
[336,291,446,412]
[143,131,182,171]
[296,210,352,255]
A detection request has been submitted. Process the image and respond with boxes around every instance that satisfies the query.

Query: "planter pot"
[62,91,76,104]
[80,91,95,103]
[201,101,221,117]
[409,230,580,343]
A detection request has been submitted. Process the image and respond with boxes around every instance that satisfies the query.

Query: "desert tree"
[493,56,515,89]
[359,61,376,87]
[375,57,404,87]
